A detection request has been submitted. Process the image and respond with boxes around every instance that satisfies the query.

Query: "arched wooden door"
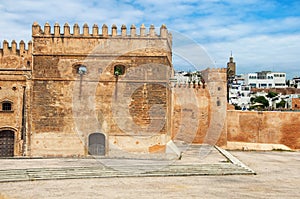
[0,130,14,157]
[88,133,105,156]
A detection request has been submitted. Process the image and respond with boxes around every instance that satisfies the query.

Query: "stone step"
[0,145,255,182]
[0,162,254,183]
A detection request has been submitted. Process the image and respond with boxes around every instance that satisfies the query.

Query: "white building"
[290,77,300,88]
[286,94,300,109]
[244,71,286,88]
[228,82,251,109]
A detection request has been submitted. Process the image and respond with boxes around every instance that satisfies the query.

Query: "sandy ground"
[0,151,299,199]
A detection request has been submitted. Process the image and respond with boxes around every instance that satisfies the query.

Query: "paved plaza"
[0,146,299,198]
[0,145,254,182]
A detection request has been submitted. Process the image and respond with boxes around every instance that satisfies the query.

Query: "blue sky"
[0,0,299,78]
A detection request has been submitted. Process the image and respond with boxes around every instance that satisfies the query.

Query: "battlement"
[32,22,170,38]
[0,40,32,57]
[201,68,227,83]
[202,68,227,73]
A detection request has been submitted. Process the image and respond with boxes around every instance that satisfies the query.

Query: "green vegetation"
[276,99,286,108]
[266,91,278,98]
[251,96,269,108]
[114,66,123,76]
[234,104,242,110]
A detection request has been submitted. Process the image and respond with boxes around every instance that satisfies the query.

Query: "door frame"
[88,132,107,156]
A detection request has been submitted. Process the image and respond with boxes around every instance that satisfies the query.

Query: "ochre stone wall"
[0,40,32,156]
[0,81,26,156]
[0,40,32,70]
[30,133,84,157]
[172,86,211,143]
[93,57,172,154]
[172,68,227,147]
[29,22,172,156]
[292,98,300,110]
[227,110,300,149]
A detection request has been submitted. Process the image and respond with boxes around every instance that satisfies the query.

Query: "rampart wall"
[172,68,227,147]
[227,110,300,149]
[29,22,172,156]
[0,39,32,156]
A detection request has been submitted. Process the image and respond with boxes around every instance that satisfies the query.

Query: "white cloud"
[205,33,300,78]
[0,0,299,78]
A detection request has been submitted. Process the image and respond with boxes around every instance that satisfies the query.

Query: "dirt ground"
[0,151,299,199]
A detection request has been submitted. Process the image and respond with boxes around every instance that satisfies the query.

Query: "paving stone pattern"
[0,145,255,182]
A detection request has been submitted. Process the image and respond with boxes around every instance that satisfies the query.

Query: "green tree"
[276,99,286,108]
[266,91,278,98]
[234,104,242,110]
[253,96,269,108]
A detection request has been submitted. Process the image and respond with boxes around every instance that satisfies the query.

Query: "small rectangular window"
[2,102,12,111]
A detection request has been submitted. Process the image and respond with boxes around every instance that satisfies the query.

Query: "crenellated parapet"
[0,40,32,70]
[0,40,32,57]
[170,72,206,89]
[32,22,171,39]
[32,22,172,62]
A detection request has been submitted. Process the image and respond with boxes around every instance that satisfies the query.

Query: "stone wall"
[227,110,300,149]
[0,81,26,156]
[0,40,32,70]
[0,40,32,156]
[172,86,211,143]
[29,22,172,156]
[172,68,227,147]
[292,98,300,110]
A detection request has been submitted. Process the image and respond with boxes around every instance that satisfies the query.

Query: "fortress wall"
[0,40,32,69]
[29,23,173,156]
[30,133,84,157]
[172,68,227,147]
[32,23,172,62]
[30,56,171,156]
[0,39,32,156]
[201,68,227,147]
[292,98,300,110]
[227,110,300,149]
[172,86,211,143]
[0,81,27,156]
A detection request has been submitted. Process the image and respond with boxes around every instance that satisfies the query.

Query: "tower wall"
[30,23,173,157]
[227,56,236,78]
[0,40,32,156]
[171,68,227,147]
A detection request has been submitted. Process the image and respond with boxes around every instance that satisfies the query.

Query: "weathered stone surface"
[172,68,227,147]
[227,110,300,149]
[1,23,172,157]
[31,24,172,156]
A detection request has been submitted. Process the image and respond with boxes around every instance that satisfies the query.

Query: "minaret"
[227,52,236,79]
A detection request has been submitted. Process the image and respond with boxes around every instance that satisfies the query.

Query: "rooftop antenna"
[231,50,233,57]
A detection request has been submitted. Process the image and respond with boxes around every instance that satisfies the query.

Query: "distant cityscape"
[173,55,300,111]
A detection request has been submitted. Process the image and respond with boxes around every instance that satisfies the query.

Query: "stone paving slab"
[0,145,255,182]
